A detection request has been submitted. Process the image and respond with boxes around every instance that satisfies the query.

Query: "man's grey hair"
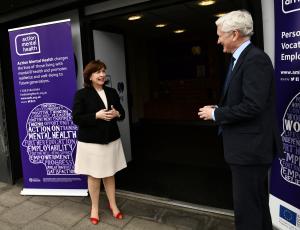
[215,10,254,37]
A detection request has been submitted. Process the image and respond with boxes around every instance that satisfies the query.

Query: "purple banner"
[8,20,87,192]
[270,1,300,229]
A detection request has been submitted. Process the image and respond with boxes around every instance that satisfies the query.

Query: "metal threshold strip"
[115,189,234,217]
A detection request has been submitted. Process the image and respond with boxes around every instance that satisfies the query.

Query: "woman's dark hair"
[83,60,106,87]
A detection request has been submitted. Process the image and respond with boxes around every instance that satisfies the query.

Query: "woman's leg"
[88,175,101,219]
[102,176,120,215]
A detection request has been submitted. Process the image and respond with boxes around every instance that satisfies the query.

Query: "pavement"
[0,180,235,230]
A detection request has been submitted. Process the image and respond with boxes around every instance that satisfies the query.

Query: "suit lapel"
[220,44,253,104]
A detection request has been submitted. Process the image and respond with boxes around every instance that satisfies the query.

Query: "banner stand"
[270,1,300,229]
[8,19,87,196]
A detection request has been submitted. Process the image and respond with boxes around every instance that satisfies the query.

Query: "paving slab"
[0,187,30,208]
[100,209,133,228]
[40,199,89,228]
[0,182,9,190]
[202,218,235,230]
[72,217,121,230]
[0,220,18,230]
[0,181,235,230]
[160,209,209,229]
[29,196,65,208]
[121,199,163,221]
[190,212,234,230]
[21,219,64,230]
[0,201,49,226]
[65,196,85,203]
[123,217,176,230]
[0,205,7,215]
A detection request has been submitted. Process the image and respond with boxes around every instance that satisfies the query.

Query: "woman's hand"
[96,106,120,121]
[109,105,121,118]
[96,109,112,121]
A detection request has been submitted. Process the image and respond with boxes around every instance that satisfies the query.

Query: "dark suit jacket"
[215,44,283,165]
[72,86,125,144]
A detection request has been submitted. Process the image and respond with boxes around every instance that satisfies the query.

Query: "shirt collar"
[232,40,251,66]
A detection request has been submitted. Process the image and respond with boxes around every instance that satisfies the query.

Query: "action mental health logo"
[281,92,300,187]
[282,0,300,14]
[22,103,78,175]
[15,32,41,56]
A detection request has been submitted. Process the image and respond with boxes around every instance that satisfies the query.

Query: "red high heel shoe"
[90,209,99,225]
[90,217,99,225]
[108,205,123,219]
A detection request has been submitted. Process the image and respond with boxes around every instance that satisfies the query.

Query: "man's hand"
[198,105,216,120]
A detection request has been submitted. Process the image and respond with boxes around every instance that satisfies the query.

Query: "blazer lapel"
[92,87,107,109]
[103,87,112,109]
[219,44,253,104]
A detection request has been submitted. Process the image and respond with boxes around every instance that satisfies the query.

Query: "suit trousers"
[230,164,273,230]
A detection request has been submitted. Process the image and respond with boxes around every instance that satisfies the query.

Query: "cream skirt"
[74,138,127,178]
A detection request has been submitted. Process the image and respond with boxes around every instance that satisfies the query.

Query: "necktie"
[223,56,235,94]
[218,56,235,135]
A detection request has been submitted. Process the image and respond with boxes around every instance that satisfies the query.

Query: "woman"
[72,60,127,225]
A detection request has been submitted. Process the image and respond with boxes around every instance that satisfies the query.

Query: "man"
[198,10,283,230]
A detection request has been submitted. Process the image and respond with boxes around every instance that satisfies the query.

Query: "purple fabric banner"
[8,20,87,193]
[270,1,300,229]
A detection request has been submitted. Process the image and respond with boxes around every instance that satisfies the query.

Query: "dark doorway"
[85,0,263,210]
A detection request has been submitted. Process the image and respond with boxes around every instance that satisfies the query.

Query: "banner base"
[270,194,300,230]
[20,188,88,196]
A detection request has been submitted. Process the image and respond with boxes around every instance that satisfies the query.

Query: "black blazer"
[72,86,125,144]
[215,44,284,165]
